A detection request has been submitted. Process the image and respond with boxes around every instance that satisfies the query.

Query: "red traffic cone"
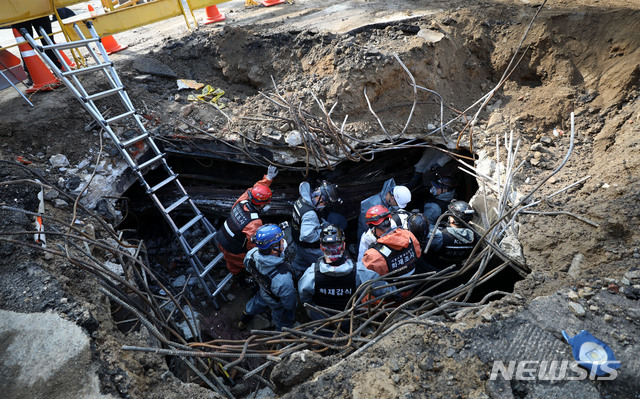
[202,5,226,24]
[88,5,128,54]
[12,28,60,93]
[59,50,76,69]
[260,0,285,6]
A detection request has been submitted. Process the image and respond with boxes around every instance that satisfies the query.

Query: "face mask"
[430,183,448,196]
[321,243,343,263]
[278,239,287,258]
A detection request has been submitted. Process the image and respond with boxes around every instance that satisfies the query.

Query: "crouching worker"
[238,224,297,331]
[298,224,393,324]
[216,166,277,276]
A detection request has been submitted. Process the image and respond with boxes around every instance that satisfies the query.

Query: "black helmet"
[435,174,457,189]
[320,224,345,262]
[448,200,474,222]
[312,181,342,206]
[407,210,429,245]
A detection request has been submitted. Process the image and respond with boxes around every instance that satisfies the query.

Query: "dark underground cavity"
[117,144,522,303]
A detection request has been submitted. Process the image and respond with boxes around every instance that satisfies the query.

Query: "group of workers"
[215,149,479,331]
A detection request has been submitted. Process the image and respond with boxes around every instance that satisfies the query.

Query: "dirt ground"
[1,0,639,398]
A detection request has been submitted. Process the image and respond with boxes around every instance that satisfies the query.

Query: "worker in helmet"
[298,224,394,322]
[425,200,478,270]
[360,205,422,299]
[408,148,461,226]
[290,180,342,280]
[406,210,439,274]
[357,179,411,241]
[238,224,296,331]
[423,173,458,226]
[216,166,278,275]
[357,186,412,263]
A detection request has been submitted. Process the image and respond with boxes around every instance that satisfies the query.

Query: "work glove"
[267,165,278,180]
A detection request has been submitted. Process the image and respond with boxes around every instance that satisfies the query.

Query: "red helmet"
[365,205,391,226]
[248,185,272,205]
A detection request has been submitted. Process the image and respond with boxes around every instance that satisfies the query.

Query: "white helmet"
[392,186,411,209]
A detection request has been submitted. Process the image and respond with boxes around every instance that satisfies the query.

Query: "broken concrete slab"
[0,309,117,399]
[132,56,177,78]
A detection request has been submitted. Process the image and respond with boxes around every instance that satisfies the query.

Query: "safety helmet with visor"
[365,205,391,226]
[248,185,273,206]
[253,224,284,252]
[448,200,474,222]
[312,180,341,209]
[320,224,345,263]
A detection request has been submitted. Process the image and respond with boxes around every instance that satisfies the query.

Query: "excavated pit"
[115,143,523,319]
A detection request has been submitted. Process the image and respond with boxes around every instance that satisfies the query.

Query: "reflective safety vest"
[371,239,417,278]
[245,255,291,302]
[431,228,477,269]
[217,200,259,254]
[313,258,357,311]
[291,197,322,248]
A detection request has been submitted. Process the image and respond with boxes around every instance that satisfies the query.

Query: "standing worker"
[357,186,412,262]
[357,179,411,241]
[298,224,393,322]
[238,224,297,331]
[360,205,421,299]
[425,200,478,270]
[290,180,341,280]
[216,166,278,277]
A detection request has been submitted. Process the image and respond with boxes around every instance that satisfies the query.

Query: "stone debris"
[569,302,586,317]
[49,154,69,168]
[567,290,579,301]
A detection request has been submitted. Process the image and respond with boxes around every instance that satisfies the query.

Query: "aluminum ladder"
[21,21,233,309]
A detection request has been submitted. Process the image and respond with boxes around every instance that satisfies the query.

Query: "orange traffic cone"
[0,49,21,68]
[88,5,128,54]
[101,35,128,54]
[202,5,226,24]
[58,50,76,69]
[88,4,98,17]
[260,0,285,6]
[12,28,60,93]
[0,49,28,86]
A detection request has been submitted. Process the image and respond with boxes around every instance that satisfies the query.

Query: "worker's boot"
[237,311,253,330]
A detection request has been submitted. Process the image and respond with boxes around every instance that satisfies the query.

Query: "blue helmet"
[253,224,284,250]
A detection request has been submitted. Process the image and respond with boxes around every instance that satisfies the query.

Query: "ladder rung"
[40,38,100,51]
[199,252,224,278]
[147,174,178,194]
[84,86,123,102]
[121,131,148,148]
[190,232,216,256]
[212,272,233,298]
[179,214,204,235]
[165,195,189,214]
[61,62,113,77]
[107,110,136,125]
[136,153,164,171]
